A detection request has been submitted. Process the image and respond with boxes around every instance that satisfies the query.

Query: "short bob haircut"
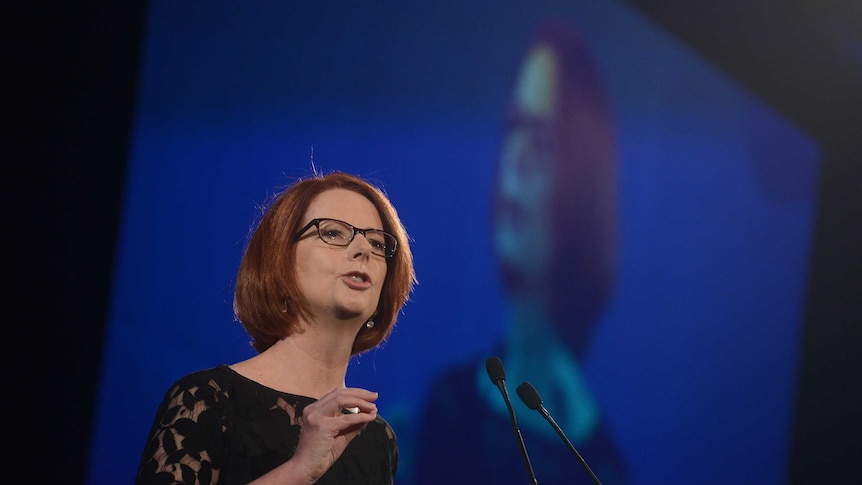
[233,171,416,355]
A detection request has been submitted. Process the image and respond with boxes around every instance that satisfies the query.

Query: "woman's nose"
[349,233,373,257]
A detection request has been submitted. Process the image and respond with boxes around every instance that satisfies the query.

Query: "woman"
[416,20,627,484]
[135,171,416,485]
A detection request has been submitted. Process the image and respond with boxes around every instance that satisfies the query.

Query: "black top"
[415,356,629,485]
[135,364,397,485]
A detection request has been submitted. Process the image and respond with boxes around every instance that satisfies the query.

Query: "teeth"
[350,275,361,281]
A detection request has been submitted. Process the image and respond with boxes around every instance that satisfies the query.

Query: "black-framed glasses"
[296,218,398,258]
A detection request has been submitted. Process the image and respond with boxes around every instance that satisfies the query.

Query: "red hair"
[233,171,416,355]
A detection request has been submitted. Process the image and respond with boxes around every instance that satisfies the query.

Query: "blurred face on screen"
[494,44,560,292]
[493,33,617,355]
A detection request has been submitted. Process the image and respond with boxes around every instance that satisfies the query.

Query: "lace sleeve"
[384,419,399,478]
[135,377,227,485]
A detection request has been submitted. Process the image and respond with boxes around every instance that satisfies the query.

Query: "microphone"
[516,381,603,485]
[485,356,539,485]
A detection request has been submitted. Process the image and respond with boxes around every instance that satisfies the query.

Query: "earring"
[365,319,375,329]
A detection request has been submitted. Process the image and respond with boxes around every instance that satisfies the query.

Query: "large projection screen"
[86,2,821,484]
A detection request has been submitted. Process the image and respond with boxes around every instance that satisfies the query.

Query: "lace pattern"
[135,365,397,485]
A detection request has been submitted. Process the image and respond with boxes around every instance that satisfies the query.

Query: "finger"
[339,399,377,414]
[334,410,378,437]
[315,388,378,414]
[327,387,379,400]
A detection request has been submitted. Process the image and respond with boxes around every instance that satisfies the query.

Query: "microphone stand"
[517,381,602,485]
[495,380,539,485]
[535,404,602,485]
[486,357,539,485]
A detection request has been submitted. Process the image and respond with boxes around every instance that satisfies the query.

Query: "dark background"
[36,1,859,483]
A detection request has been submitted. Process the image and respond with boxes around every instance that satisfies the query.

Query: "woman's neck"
[231,320,355,398]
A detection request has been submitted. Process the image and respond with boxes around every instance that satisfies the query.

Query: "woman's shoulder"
[164,364,318,406]
[168,363,231,384]
[159,364,242,397]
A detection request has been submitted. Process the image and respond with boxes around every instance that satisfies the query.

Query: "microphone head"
[516,381,543,411]
[485,356,506,383]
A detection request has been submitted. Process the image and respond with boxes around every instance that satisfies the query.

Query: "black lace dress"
[135,364,398,485]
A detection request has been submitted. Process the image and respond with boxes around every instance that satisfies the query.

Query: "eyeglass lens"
[317,219,395,257]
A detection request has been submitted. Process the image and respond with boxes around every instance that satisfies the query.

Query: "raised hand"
[289,387,380,482]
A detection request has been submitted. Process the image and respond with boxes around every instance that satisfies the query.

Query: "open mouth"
[346,272,369,284]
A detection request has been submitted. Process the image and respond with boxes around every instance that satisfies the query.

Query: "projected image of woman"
[416,20,628,484]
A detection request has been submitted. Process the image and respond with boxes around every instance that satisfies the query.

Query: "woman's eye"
[322,229,345,240]
[366,232,388,248]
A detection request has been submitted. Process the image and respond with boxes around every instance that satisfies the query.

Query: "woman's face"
[294,188,388,324]
[494,44,560,286]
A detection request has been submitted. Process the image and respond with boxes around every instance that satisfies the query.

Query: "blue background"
[38,1,860,484]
